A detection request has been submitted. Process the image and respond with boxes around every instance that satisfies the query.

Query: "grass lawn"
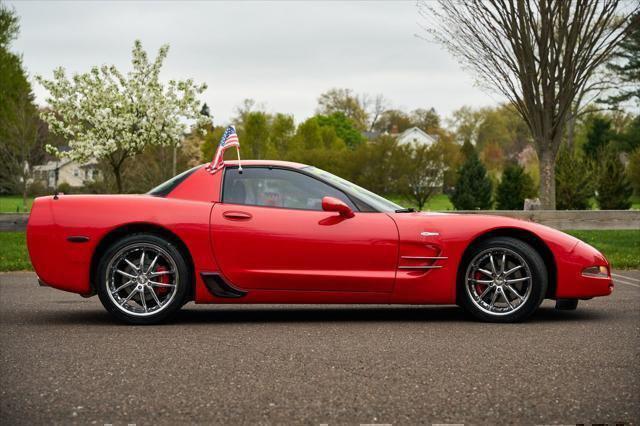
[1,229,637,272]
[564,230,640,270]
[0,232,31,272]
[0,196,34,213]
[387,194,454,211]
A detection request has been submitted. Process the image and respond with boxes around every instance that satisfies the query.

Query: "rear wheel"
[459,237,547,323]
[96,233,189,325]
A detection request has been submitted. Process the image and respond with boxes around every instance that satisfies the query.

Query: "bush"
[555,145,594,210]
[596,147,632,210]
[451,147,493,210]
[496,163,535,210]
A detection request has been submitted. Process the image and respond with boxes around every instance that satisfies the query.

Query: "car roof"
[222,160,308,169]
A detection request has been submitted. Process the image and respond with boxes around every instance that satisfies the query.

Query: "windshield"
[304,166,404,212]
[147,165,201,196]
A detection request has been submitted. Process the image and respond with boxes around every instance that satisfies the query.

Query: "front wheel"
[459,237,548,323]
[96,233,190,325]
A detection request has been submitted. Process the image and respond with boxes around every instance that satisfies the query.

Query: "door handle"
[223,211,252,221]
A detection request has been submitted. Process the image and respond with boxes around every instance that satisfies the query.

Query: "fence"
[1,210,639,232]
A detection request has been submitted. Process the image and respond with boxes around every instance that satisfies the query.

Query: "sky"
[8,0,500,127]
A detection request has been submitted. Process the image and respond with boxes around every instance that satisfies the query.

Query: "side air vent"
[200,272,248,298]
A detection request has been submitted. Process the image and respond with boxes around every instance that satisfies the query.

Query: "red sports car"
[27,160,613,324]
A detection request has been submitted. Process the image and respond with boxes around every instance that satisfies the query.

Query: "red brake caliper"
[475,271,487,296]
[154,265,170,296]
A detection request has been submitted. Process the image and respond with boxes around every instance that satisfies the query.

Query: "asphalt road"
[1,271,638,425]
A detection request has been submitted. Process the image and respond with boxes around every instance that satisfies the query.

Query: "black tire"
[96,233,190,325]
[458,236,547,323]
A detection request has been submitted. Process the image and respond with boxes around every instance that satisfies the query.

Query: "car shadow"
[22,303,608,326]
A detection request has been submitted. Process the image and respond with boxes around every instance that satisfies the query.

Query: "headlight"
[582,265,609,278]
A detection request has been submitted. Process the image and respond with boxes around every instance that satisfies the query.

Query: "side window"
[223,167,357,211]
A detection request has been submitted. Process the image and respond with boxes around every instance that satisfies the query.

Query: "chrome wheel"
[105,242,179,317]
[464,247,532,317]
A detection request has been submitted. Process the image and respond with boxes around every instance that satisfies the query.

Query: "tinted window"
[223,167,357,211]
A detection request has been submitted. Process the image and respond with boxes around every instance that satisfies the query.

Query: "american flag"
[206,125,240,173]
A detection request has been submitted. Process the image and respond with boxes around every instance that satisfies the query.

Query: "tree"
[584,116,614,159]
[373,109,413,134]
[555,145,594,210]
[37,40,208,193]
[420,0,636,209]
[399,142,446,211]
[496,163,535,210]
[596,146,632,209]
[316,112,365,149]
[0,4,47,209]
[451,148,493,210]
[602,12,640,108]
[410,108,441,134]
[628,147,640,195]
[316,88,368,131]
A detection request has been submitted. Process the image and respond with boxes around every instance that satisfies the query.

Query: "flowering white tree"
[36,40,209,192]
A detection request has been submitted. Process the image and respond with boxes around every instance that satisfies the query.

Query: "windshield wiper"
[394,208,415,213]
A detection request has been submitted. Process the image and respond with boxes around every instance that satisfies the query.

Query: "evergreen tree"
[555,145,594,210]
[583,117,613,159]
[496,163,535,210]
[451,147,493,210]
[596,146,633,209]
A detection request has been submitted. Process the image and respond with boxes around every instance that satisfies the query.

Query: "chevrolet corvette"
[26,160,613,324]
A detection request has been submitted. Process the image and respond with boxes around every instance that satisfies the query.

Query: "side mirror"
[322,196,354,218]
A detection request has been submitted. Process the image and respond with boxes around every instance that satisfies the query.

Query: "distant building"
[361,126,439,146]
[32,158,101,189]
[396,127,438,147]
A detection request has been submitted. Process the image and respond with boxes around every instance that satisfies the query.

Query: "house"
[32,158,101,189]
[361,126,439,147]
[396,127,438,147]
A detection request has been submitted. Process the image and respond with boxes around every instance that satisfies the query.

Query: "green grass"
[0,232,32,272]
[1,229,637,272]
[564,230,640,270]
[387,194,454,211]
[631,195,640,210]
[0,196,33,213]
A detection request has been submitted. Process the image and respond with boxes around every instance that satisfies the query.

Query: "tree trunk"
[538,148,556,210]
[113,163,123,193]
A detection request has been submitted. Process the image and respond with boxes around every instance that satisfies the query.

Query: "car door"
[210,166,399,293]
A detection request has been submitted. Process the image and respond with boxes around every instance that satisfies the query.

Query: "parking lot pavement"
[0,271,638,425]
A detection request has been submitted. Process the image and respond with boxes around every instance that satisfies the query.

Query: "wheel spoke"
[113,280,134,294]
[469,278,493,284]
[139,288,147,312]
[139,250,146,270]
[506,276,530,283]
[124,258,139,271]
[489,254,498,275]
[477,268,494,278]
[148,287,162,307]
[505,284,524,301]
[116,269,136,279]
[149,281,176,288]
[500,253,506,275]
[489,288,499,309]
[504,265,523,277]
[121,289,136,305]
[501,290,514,309]
[149,270,175,277]
[146,255,159,274]
[478,285,493,300]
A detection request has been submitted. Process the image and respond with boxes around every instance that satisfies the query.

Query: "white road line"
[614,278,640,288]
[611,272,640,283]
